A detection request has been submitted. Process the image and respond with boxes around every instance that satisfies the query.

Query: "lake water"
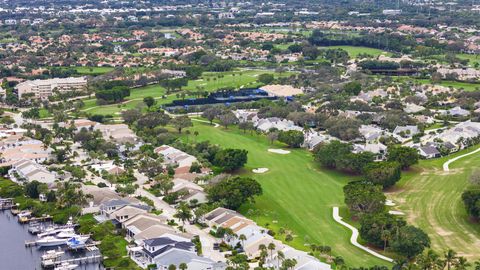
[0,210,103,270]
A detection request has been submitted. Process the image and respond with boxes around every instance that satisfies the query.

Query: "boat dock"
[41,254,103,268]
[67,241,100,251]
[19,215,52,224]
[0,198,14,210]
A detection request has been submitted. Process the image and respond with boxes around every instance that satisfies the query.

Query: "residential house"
[129,237,223,270]
[359,125,387,142]
[442,106,470,117]
[303,132,333,150]
[172,178,208,204]
[0,137,51,166]
[254,118,303,133]
[154,145,198,168]
[108,205,150,224]
[353,143,387,161]
[94,124,139,144]
[393,125,419,138]
[91,161,126,175]
[8,159,56,185]
[403,103,425,114]
[123,213,169,240]
[132,224,180,245]
[417,145,441,159]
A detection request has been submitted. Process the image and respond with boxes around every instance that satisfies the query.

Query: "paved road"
[332,207,394,263]
[443,147,480,171]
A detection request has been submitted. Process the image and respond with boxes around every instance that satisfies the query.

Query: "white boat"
[41,249,65,261]
[66,236,88,250]
[37,233,89,247]
[38,226,75,238]
[55,228,77,239]
[37,217,76,238]
[54,262,78,270]
[18,210,32,218]
[36,236,69,247]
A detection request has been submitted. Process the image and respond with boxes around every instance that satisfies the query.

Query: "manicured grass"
[274,42,296,50]
[38,108,52,119]
[454,54,480,68]
[180,121,390,267]
[415,79,480,92]
[389,146,480,261]
[319,46,392,58]
[183,69,293,92]
[74,66,115,75]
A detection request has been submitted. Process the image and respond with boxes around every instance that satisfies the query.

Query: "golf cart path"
[332,207,394,263]
[443,147,480,171]
[191,118,220,128]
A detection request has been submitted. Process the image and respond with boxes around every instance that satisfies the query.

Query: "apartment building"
[15,77,87,100]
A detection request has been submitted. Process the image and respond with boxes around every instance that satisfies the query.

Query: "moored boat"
[54,262,78,270]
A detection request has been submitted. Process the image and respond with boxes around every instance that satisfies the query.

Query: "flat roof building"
[16,77,87,100]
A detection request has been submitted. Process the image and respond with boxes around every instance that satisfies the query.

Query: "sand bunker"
[388,210,405,216]
[385,200,396,206]
[268,149,291,154]
[253,168,269,174]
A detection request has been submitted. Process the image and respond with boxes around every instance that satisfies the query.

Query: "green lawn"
[274,42,296,50]
[415,79,480,92]
[319,46,392,58]
[389,146,480,261]
[457,54,480,68]
[38,108,52,118]
[180,121,390,267]
[74,66,115,75]
[183,69,292,92]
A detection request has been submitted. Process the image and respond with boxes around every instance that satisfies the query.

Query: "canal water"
[0,210,103,270]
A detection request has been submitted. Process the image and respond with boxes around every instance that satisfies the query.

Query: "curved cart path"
[332,207,394,263]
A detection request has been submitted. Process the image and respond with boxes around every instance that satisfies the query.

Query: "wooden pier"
[42,254,103,268]
[25,240,38,247]
[19,215,52,224]
[0,198,14,210]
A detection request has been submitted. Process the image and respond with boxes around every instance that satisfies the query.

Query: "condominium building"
[15,77,87,100]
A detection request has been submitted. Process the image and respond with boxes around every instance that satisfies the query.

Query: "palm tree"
[277,250,285,269]
[281,258,297,270]
[174,202,193,227]
[193,131,199,142]
[179,263,187,270]
[455,257,471,270]
[381,230,391,251]
[444,249,458,270]
[259,249,268,266]
[268,242,276,260]
[238,234,246,248]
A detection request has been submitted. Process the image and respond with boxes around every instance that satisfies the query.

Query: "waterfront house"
[129,236,223,270]
[109,205,150,224]
[132,224,180,245]
[123,213,168,240]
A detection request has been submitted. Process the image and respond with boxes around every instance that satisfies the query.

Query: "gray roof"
[420,146,440,155]
[103,199,130,207]
[144,237,177,247]
[153,249,215,266]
